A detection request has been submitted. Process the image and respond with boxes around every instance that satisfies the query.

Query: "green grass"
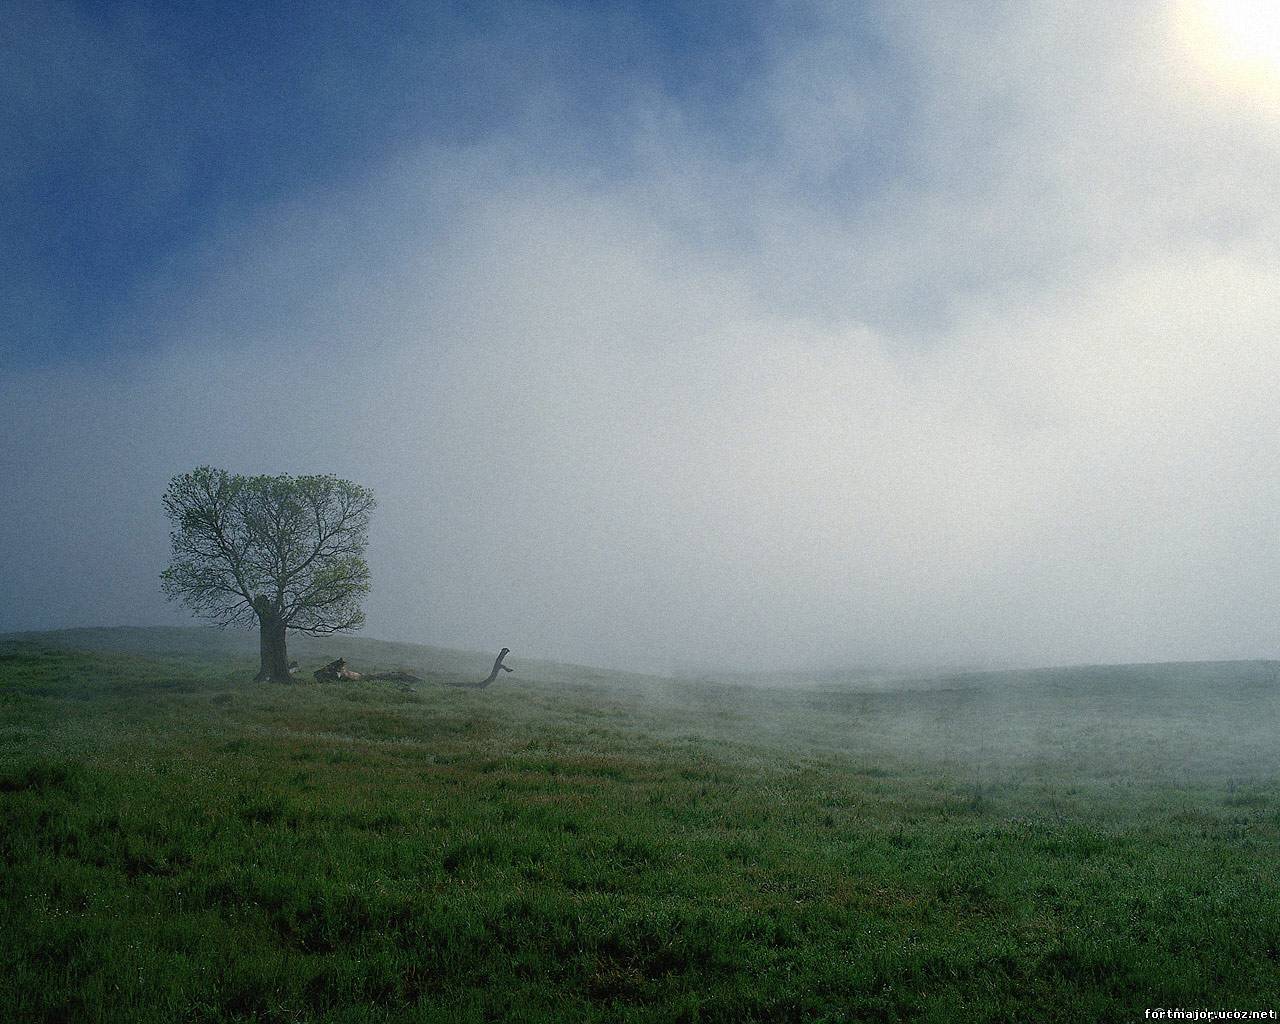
[2,628,1279,1022]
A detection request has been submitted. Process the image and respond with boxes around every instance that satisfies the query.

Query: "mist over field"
[3,625,1279,1020]
[4,1,1280,673]
[7,5,1280,1018]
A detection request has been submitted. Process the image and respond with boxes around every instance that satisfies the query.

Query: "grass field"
[2,627,1279,1022]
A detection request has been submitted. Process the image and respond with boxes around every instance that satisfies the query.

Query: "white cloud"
[4,1,1280,670]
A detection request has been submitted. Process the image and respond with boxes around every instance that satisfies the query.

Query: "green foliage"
[2,631,1279,1022]
[160,467,375,635]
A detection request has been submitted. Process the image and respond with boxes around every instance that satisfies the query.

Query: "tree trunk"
[253,599,291,683]
[261,616,290,683]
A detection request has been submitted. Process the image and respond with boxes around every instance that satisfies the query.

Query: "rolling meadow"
[3,628,1279,1022]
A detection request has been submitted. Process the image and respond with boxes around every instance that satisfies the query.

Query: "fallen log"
[313,657,362,682]
[477,647,513,688]
[310,658,422,684]
[446,648,515,688]
[362,669,423,683]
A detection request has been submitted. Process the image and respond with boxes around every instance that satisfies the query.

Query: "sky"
[3,0,1280,672]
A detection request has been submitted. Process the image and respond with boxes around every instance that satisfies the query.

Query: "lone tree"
[160,467,376,682]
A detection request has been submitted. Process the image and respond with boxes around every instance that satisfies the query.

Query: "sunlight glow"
[1180,0,1280,100]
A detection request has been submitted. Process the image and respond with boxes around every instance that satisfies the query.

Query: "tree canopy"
[160,467,376,680]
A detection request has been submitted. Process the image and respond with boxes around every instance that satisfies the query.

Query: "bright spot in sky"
[1181,0,1280,99]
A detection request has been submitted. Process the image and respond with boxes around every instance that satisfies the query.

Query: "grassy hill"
[0,625,639,687]
[2,627,1278,1021]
